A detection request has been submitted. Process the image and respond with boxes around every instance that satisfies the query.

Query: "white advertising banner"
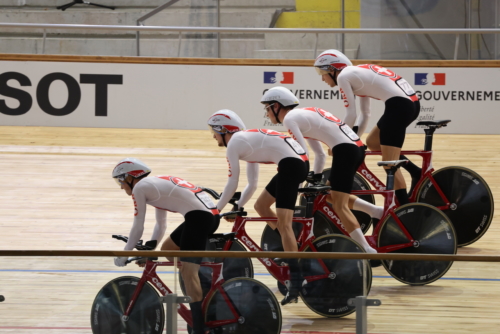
[1,60,499,134]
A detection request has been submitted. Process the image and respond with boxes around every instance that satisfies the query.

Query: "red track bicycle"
[197,188,373,318]
[261,160,457,286]
[90,235,281,334]
[333,120,492,247]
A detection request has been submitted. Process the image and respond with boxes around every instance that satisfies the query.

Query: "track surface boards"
[0,127,499,334]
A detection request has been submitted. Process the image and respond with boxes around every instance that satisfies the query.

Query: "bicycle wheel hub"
[413,240,420,248]
[328,272,337,279]
[238,316,245,324]
[449,203,457,210]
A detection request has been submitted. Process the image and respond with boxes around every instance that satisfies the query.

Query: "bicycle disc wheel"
[90,276,164,334]
[300,234,372,318]
[179,240,254,298]
[204,277,282,334]
[377,203,457,285]
[416,166,494,247]
[301,169,374,233]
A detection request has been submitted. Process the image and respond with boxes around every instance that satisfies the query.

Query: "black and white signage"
[1,61,499,134]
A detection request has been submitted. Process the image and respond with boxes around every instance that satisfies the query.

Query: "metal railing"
[135,0,222,57]
[136,0,183,57]
[2,22,500,59]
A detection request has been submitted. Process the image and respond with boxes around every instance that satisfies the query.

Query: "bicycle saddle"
[208,232,236,250]
[377,160,408,168]
[298,185,331,194]
[209,232,236,243]
[416,120,451,128]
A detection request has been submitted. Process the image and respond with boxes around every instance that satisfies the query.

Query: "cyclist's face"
[264,103,277,124]
[119,177,133,196]
[322,73,336,87]
[212,132,225,147]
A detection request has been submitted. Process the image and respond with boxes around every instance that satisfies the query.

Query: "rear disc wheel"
[416,166,493,247]
[378,203,457,285]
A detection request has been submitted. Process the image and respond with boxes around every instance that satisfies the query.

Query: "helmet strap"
[221,133,228,147]
[272,104,282,124]
[126,178,135,191]
[329,71,338,86]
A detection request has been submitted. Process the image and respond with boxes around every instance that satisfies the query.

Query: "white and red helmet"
[207,109,246,134]
[314,49,352,74]
[112,157,151,185]
[260,86,299,108]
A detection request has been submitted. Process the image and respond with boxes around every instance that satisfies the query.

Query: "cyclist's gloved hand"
[114,256,128,267]
[352,125,359,134]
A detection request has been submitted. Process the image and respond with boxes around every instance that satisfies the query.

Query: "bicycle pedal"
[280,292,299,306]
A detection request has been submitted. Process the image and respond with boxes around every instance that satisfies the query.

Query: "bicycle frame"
[313,184,417,253]
[121,259,242,329]
[223,215,335,285]
[358,150,452,209]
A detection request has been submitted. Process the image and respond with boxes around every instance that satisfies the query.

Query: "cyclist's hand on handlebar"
[224,214,236,222]
[224,204,239,222]
[135,258,147,267]
[223,205,245,222]
[114,256,128,267]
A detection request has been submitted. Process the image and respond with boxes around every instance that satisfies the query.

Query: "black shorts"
[265,157,308,210]
[377,96,420,148]
[170,210,220,264]
[329,143,366,193]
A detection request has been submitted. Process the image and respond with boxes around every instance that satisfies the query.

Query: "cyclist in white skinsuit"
[207,109,308,306]
[314,49,422,204]
[261,87,382,254]
[112,158,219,334]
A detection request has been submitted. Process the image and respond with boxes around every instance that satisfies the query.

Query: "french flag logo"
[415,73,446,86]
[264,72,294,84]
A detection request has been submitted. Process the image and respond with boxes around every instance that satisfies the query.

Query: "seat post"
[385,167,397,191]
[423,127,436,151]
[304,194,316,218]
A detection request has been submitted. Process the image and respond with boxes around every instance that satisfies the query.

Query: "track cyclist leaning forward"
[314,49,422,203]
[207,109,308,306]
[112,158,220,334]
[261,86,383,254]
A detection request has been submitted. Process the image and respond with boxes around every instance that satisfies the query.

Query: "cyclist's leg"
[274,157,308,305]
[254,184,278,229]
[330,144,377,253]
[276,208,297,252]
[365,126,381,151]
[380,144,406,204]
[161,229,181,261]
[349,195,384,220]
[370,97,419,205]
[399,99,422,196]
[331,191,376,253]
[177,210,217,334]
[274,157,308,253]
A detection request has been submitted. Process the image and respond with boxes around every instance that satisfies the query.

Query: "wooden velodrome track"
[0,55,500,334]
[0,126,499,334]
